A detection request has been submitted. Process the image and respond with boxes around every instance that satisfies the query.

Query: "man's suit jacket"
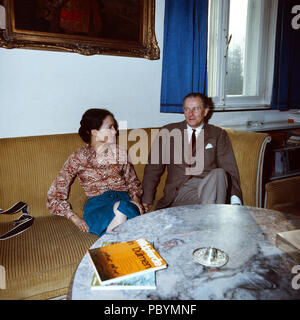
[142,121,243,209]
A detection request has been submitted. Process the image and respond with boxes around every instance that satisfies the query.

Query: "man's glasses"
[183,107,201,113]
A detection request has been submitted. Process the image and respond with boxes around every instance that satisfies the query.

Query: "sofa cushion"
[0,216,98,300]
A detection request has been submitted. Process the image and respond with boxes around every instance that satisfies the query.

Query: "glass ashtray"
[192,247,229,268]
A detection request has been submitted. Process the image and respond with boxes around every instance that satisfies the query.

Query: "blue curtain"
[271,0,300,110]
[160,0,209,113]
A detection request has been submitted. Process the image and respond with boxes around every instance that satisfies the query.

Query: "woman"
[46,108,144,236]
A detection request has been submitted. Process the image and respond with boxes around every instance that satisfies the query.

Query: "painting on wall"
[0,0,160,59]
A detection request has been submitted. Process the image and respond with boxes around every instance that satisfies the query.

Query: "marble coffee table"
[69,204,300,300]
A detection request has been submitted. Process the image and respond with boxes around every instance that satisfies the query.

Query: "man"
[142,92,242,212]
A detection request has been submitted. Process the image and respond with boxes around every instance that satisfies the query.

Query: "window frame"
[207,0,278,111]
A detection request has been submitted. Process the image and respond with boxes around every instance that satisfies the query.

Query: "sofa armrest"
[224,128,271,207]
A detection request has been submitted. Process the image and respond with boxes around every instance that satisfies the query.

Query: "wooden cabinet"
[271,145,300,180]
[263,128,300,183]
[224,121,300,209]
[260,127,300,211]
[225,121,300,209]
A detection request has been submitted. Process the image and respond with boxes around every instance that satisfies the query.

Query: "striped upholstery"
[223,128,271,207]
[0,216,97,299]
[0,127,270,299]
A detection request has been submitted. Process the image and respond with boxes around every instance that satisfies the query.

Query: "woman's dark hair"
[78,108,118,143]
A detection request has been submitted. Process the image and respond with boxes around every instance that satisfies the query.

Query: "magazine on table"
[90,241,156,290]
[276,229,300,264]
[88,238,167,286]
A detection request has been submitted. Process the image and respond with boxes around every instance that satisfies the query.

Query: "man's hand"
[142,203,151,213]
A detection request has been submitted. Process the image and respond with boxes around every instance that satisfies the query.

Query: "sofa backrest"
[0,127,270,221]
[0,133,85,221]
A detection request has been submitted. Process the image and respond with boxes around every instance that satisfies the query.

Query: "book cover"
[276,229,300,264]
[274,151,283,175]
[90,241,156,290]
[288,135,300,141]
[287,135,300,146]
[287,139,300,145]
[88,238,167,285]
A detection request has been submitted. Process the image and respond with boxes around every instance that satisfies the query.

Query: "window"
[207,0,278,110]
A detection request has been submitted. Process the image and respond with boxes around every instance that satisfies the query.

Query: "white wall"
[0,0,289,139]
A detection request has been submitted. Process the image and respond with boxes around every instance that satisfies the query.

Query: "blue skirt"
[83,190,140,237]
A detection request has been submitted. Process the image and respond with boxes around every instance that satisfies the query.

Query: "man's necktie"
[191,129,196,157]
[187,129,196,179]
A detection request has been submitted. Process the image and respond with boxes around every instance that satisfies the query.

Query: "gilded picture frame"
[0,0,160,60]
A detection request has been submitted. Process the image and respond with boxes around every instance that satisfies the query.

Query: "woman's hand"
[70,214,89,232]
[131,196,145,215]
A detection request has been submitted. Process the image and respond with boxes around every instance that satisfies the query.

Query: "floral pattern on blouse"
[46,144,142,219]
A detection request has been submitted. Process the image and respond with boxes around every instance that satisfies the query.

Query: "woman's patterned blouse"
[46,144,142,219]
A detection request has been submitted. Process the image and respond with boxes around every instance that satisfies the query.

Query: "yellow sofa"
[0,127,270,299]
